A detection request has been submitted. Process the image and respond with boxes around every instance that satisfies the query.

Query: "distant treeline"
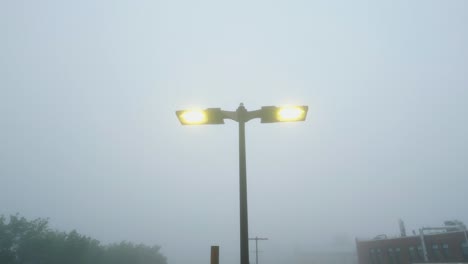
[0,214,167,264]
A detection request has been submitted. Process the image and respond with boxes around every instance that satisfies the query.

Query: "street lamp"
[176,103,308,264]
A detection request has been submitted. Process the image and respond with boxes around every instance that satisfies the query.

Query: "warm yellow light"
[179,110,207,124]
[277,106,306,121]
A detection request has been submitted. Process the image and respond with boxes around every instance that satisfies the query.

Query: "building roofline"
[356,230,467,243]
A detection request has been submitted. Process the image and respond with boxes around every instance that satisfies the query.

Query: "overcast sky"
[1,1,468,264]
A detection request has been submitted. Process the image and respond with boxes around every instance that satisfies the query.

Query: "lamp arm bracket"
[221,109,263,123]
[220,110,239,122]
[244,109,263,122]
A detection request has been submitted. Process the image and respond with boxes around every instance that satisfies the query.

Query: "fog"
[1,1,468,264]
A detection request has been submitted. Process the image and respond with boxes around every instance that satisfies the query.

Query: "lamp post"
[176,103,308,264]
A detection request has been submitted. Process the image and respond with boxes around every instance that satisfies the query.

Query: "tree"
[102,242,167,264]
[0,215,16,264]
[0,214,167,264]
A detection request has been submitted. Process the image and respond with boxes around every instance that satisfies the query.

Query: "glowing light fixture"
[260,105,308,123]
[277,106,307,122]
[178,109,207,124]
[176,108,225,125]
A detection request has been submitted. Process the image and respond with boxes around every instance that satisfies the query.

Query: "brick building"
[356,224,468,264]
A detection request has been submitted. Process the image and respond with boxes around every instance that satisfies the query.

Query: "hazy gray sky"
[1,1,468,264]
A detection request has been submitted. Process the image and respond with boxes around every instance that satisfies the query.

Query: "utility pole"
[249,237,268,264]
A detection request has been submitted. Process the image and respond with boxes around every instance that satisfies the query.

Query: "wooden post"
[211,246,219,264]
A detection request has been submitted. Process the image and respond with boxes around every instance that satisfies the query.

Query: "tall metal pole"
[237,103,249,264]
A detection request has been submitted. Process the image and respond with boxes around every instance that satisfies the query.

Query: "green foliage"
[0,214,167,264]
[102,242,167,264]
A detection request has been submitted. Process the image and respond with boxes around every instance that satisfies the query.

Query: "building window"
[408,246,418,262]
[432,244,441,261]
[376,248,383,264]
[369,248,376,264]
[409,246,423,262]
[388,248,395,264]
[394,247,401,264]
[441,243,450,260]
[387,248,401,264]
[461,241,468,260]
[369,248,383,264]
